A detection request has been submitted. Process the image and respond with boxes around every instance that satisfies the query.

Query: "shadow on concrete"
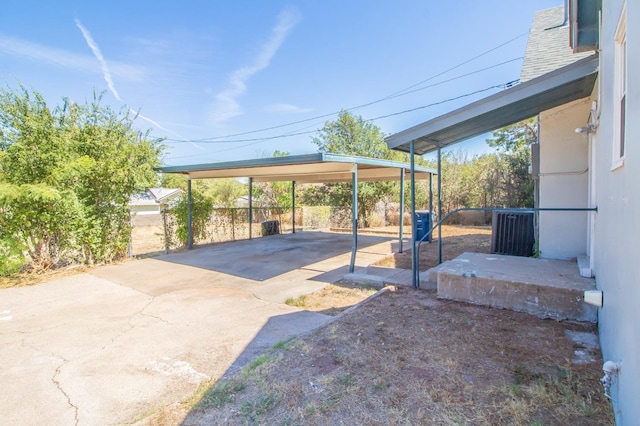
[155,231,396,281]
[220,309,333,379]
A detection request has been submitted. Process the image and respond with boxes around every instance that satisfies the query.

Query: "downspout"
[410,141,418,288]
[399,168,405,253]
[187,178,193,250]
[349,164,359,273]
[292,181,296,234]
[248,177,253,240]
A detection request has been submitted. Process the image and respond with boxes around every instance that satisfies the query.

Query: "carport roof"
[385,54,599,155]
[159,153,436,183]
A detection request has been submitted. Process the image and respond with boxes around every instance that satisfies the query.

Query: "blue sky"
[0,0,563,165]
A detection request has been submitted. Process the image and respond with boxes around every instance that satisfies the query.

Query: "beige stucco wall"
[538,98,592,260]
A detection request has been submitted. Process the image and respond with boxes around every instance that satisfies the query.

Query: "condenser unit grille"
[491,211,535,257]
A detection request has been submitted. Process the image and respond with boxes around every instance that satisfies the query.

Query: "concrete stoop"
[435,252,598,323]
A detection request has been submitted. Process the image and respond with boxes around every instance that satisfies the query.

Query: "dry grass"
[285,281,379,315]
[374,224,492,270]
[179,287,613,426]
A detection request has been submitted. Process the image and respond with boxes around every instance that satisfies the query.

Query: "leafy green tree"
[309,110,406,226]
[166,191,213,246]
[486,117,536,208]
[0,86,162,272]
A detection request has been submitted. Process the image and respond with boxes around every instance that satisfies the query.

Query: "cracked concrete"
[0,231,398,425]
[52,358,79,426]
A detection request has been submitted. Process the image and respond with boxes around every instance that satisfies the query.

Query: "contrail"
[75,18,121,101]
[75,19,202,152]
[132,108,205,151]
[210,6,301,123]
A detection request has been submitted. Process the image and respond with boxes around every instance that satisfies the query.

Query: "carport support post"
[429,172,433,231]
[292,181,296,234]
[349,165,358,273]
[437,146,443,264]
[410,141,418,288]
[187,178,193,250]
[399,168,405,253]
[248,178,253,240]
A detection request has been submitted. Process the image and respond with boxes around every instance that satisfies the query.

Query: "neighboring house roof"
[148,187,183,202]
[520,6,593,83]
[128,188,182,207]
[386,54,598,155]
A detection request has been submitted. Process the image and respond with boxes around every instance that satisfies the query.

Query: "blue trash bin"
[414,211,432,242]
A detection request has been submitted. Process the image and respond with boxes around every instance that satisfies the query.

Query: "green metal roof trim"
[385,54,599,156]
[158,152,436,183]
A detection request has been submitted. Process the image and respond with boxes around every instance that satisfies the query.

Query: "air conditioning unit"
[491,211,535,257]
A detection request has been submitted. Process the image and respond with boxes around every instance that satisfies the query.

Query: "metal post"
[248,177,253,240]
[162,208,169,254]
[187,179,193,250]
[410,141,418,288]
[399,168,405,253]
[292,181,296,234]
[429,172,433,237]
[437,146,443,265]
[349,165,358,273]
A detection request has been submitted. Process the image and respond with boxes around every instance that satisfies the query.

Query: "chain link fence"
[129,206,355,256]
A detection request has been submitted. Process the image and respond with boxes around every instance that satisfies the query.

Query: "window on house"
[613,6,627,168]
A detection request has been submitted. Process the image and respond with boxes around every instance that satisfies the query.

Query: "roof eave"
[386,54,598,155]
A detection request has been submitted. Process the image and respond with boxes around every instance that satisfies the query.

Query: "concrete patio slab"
[0,231,399,425]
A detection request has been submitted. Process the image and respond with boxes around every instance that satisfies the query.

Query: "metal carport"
[385,54,599,287]
[159,153,437,273]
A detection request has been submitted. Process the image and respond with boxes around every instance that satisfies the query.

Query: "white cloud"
[209,7,301,124]
[75,18,121,101]
[0,33,143,80]
[264,103,312,114]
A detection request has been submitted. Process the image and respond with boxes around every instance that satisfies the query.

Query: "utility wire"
[166,81,514,160]
[163,56,522,144]
[161,32,528,143]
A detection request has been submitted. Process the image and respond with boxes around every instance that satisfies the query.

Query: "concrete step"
[344,266,435,289]
[436,252,598,323]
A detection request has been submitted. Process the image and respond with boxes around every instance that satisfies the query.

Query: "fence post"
[162,208,169,254]
[231,208,236,241]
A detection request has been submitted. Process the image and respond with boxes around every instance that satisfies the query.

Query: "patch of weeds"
[303,402,317,417]
[239,392,280,421]
[321,392,344,413]
[193,379,247,411]
[285,294,307,307]
[513,364,541,385]
[358,282,377,291]
[338,374,355,388]
[242,354,270,377]
[272,336,297,351]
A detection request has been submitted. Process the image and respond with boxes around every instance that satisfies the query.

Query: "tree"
[308,111,406,227]
[0,86,163,272]
[486,117,536,208]
[433,118,537,219]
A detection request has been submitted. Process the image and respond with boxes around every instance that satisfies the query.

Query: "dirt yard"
[374,224,493,270]
[160,285,612,425]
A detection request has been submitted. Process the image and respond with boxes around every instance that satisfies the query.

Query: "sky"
[0,0,564,166]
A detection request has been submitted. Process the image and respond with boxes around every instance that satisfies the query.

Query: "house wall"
[592,0,640,423]
[129,205,161,215]
[538,98,592,259]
